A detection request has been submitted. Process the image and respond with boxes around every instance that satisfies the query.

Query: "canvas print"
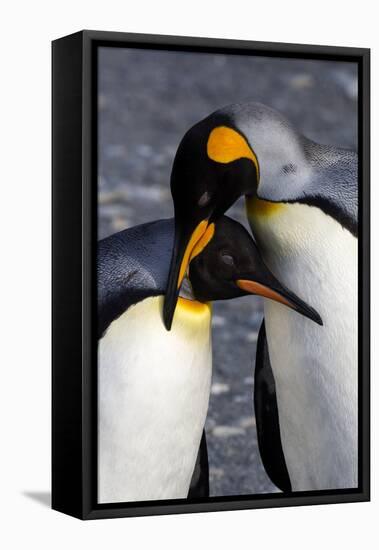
[96,46,358,504]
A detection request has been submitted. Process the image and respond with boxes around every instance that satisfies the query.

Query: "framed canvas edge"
[52,31,85,520]
[55,28,370,58]
[53,30,370,520]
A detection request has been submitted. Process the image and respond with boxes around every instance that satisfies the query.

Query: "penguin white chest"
[98,295,212,503]
[249,200,358,491]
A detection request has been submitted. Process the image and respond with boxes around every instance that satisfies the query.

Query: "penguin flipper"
[254,320,292,493]
[187,430,209,498]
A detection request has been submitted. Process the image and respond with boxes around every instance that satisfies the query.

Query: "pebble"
[212,315,226,327]
[233,395,248,404]
[137,144,153,157]
[106,144,127,158]
[239,416,256,429]
[123,183,168,202]
[211,382,230,395]
[246,331,258,343]
[98,93,108,109]
[289,73,314,89]
[99,189,127,205]
[335,71,358,101]
[209,467,225,479]
[212,425,246,438]
[101,204,124,218]
[112,216,128,231]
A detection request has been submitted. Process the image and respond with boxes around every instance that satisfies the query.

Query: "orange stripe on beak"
[177,220,208,289]
[189,223,215,262]
[236,279,292,309]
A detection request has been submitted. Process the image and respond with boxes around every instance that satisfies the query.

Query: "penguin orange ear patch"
[207,126,259,175]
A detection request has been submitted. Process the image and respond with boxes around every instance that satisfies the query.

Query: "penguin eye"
[221,253,234,266]
[198,191,211,207]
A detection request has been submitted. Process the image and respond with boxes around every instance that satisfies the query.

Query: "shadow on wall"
[23,491,51,508]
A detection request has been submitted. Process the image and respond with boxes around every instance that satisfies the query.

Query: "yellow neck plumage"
[246,195,285,219]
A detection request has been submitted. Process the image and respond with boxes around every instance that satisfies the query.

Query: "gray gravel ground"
[98,46,357,496]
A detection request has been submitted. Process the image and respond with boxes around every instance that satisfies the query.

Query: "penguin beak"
[164,220,212,330]
[236,278,323,326]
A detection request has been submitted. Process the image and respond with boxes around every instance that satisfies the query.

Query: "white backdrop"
[0,1,376,548]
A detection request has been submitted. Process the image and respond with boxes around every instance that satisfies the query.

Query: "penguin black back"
[297,139,357,236]
[98,218,174,338]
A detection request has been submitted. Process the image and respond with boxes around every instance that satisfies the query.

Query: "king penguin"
[163,102,358,492]
[98,215,321,503]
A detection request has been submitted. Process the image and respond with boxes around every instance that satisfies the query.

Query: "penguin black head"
[188,216,323,326]
[164,107,261,329]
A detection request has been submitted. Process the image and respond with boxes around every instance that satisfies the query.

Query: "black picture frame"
[52,30,370,520]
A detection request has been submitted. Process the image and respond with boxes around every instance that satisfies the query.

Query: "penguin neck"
[177,296,211,316]
[178,275,212,318]
[245,138,358,237]
[247,198,358,347]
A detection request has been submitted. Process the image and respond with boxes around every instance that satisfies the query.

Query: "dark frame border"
[52,30,370,520]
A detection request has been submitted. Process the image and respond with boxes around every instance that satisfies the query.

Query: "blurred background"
[98,46,357,496]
